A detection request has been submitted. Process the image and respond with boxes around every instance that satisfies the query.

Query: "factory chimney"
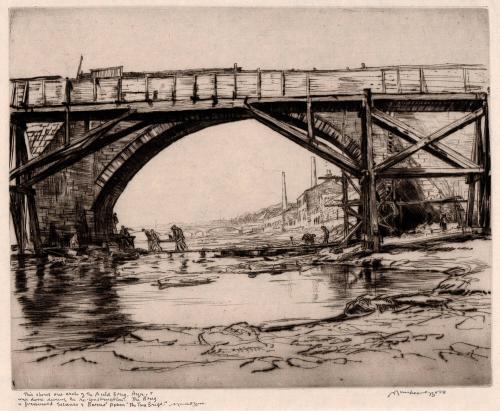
[282,171,288,211]
[311,157,317,187]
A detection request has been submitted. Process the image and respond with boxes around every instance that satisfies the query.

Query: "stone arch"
[92,117,245,241]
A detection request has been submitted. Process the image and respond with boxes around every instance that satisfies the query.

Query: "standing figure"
[112,212,119,234]
[320,225,330,244]
[120,225,134,249]
[171,225,188,252]
[150,229,163,252]
[142,228,153,252]
[440,212,448,232]
[48,222,61,248]
[69,232,79,250]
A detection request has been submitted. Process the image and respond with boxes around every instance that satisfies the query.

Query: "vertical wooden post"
[419,67,425,93]
[396,68,401,94]
[479,97,490,231]
[11,121,42,253]
[116,77,122,103]
[41,79,46,106]
[233,63,238,99]
[212,73,218,105]
[12,122,26,253]
[306,74,314,140]
[381,70,386,93]
[257,68,262,99]
[145,74,149,101]
[341,110,349,238]
[22,81,29,107]
[466,118,480,227]
[192,74,198,103]
[11,81,17,107]
[26,192,41,252]
[93,77,97,101]
[463,68,468,92]
[64,78,72,146]
[361,89,380,251]
[65,109,70,146]
[281,71,286,96]
[172,74,177,103]
[342,174,349,238]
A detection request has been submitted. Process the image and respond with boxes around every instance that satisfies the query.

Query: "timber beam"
[374,107,485,173]
[270,112,360,161]
[10,109,137,181]
[23,119,149,187]
[360,89,380,252]
[245,103,362,177]
[371,108,480,169]
[379,167,483,179]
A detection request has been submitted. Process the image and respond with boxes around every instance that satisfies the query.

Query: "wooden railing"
[10,64,488,109]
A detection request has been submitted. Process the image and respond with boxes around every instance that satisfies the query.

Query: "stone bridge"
[9,64,490,253]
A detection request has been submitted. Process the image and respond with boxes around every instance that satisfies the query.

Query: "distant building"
[296,178,344,228]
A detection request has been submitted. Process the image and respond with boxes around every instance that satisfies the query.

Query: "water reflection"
[12,248,446,350]
[12,256,135,349]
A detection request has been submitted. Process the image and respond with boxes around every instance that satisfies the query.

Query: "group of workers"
[113,212,188,253]
[141,225,188,253]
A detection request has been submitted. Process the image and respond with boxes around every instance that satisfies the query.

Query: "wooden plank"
[374,107,485,173]
[396,197,467,206]
[371,108,479,169]
[246,104,361,177]
[379,167,483,178]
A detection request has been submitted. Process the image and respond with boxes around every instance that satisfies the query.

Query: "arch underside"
[93,117,246,240]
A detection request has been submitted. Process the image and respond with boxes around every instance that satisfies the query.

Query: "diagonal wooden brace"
[373,107,484,173]
[245,103,362,177]
[10,109,136,181]
[274,112,360,162]
[372,109,479,169]
[23,119,149,187]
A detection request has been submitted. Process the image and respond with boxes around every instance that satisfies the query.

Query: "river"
[12,228,448,352]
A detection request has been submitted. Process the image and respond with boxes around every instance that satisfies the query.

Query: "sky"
[9,7,489,226]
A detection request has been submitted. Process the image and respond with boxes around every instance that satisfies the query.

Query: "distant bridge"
[9,63,490,253]
[205,226,243,235]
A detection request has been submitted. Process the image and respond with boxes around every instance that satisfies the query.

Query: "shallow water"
[11,232,449,352]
